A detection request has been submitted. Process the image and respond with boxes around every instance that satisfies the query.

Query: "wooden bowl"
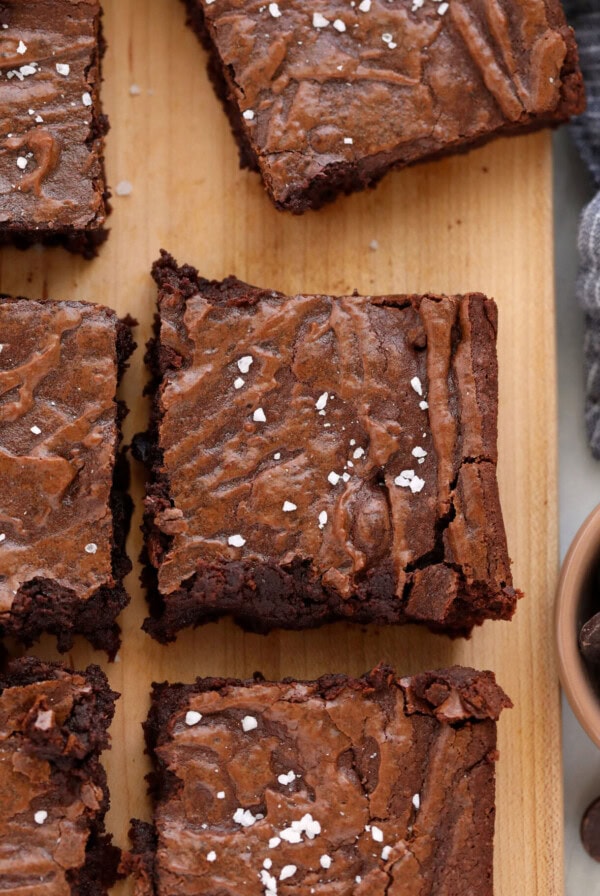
[556,503,600,748]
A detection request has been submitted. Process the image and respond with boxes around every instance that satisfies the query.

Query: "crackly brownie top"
[197,0,582,206]
[0,298,120,614]
[152,261,510,605]
[149,666,510,895]
[0,659,115,896]
[0,0,105,230]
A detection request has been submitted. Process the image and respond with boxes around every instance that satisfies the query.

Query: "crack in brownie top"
[193,0,583,207]
[0,0,106,230]
[151,262,513,620]
[0,299,119,612]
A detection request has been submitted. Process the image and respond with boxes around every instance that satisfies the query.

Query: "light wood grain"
[0,1,561,893]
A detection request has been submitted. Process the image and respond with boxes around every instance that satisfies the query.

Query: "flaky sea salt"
[313,12,329,27]
[115,180,133,196]
[242,715,258,732]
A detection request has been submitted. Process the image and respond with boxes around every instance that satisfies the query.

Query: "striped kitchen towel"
[564,1,600,455]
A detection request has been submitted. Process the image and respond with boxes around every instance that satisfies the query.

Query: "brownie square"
[139,252,518,641]
[0,296,134,656]
[181,0,585,212]
[0,1,109,257]
[0,657,120,896]
[126,665,511,896]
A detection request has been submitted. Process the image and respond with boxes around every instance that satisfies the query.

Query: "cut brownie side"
[139,251,518,641]
[0,297,135,656]
[127,665,511,896]
[0,1,110,257]
[180,0,585,212]
[0,657,120,896]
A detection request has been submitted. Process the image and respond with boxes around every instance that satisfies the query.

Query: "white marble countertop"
[554,127,600,893]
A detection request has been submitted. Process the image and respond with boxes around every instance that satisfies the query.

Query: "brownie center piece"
[158,289,486,600]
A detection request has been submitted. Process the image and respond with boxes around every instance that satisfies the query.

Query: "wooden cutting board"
[0,1,561,893]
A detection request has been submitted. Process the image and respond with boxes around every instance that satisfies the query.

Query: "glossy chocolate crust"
[126,665,511,896]
[0,1,110,257]
[0,297,135,657]
[139,252,518,642]
[0,657,120,896]
[181,0,585,212]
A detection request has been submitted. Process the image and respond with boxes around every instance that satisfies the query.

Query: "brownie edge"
[126,665,511,896]
[0,657,121,896]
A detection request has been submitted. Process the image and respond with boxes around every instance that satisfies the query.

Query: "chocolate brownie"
[0,296,135,657]
[180,0,585,212]
[0,1,110,257]
[0,657,120,896]
[138,251,518,641]
[126,665,511,896]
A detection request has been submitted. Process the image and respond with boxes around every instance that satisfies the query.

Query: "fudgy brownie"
[0,1,110,257]
[180,0,585,212]
[126,665,511,896]
[0,296,135,656]
[139,251,518,641]
[0,657,120,896]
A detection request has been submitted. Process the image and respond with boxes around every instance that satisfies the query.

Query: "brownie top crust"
[0,298,120,615]
[144,666,511,895]
[0,0,106,231]
[150,256,513,625]
[0,658,117,896]
[194,0,584,209]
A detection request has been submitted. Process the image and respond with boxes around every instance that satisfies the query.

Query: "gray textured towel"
[565,2,600,455]
[581,194,600,453]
